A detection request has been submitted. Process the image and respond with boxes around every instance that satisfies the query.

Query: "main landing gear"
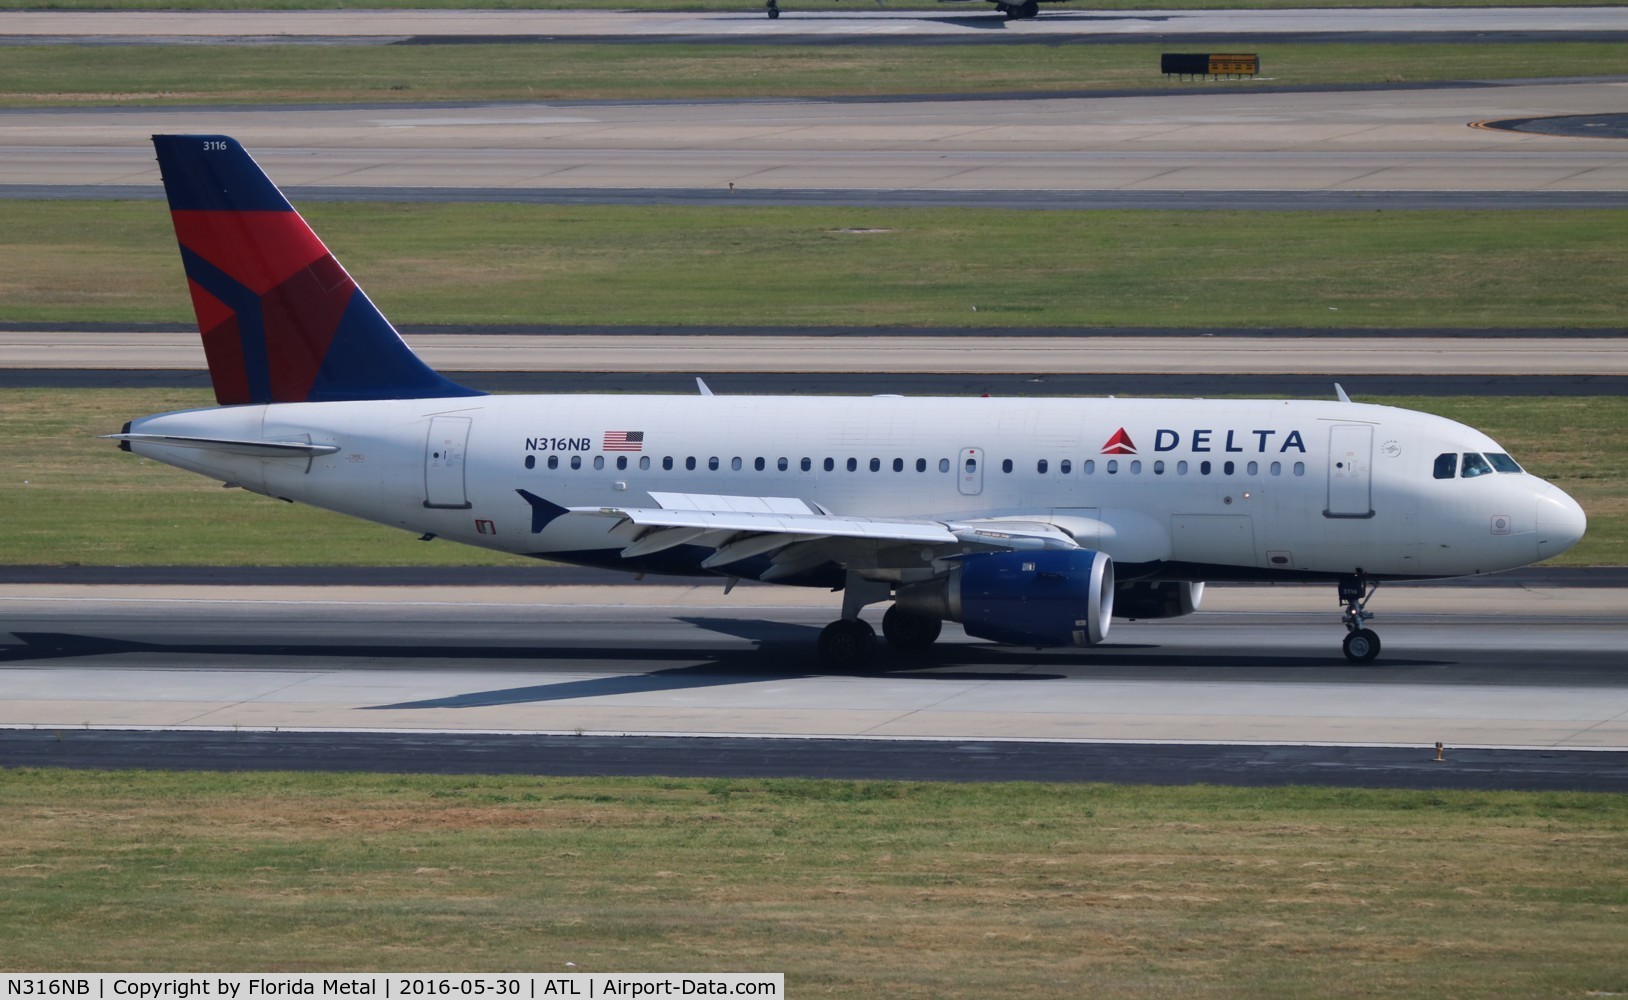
[997,0,1040,18]
[817,607,944,670]
[816,574,943,670]
[766,0,780,17]
[1339,574,1381,663]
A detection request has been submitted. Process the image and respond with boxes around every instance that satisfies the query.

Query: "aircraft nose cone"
[1535,483,1587,560]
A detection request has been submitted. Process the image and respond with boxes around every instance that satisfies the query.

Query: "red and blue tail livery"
[153,134,480,406]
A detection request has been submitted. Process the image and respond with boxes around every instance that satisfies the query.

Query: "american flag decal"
[603,430,644,452]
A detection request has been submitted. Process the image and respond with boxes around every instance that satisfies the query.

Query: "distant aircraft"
[114,135,1586,667]
[762,0,1055,18]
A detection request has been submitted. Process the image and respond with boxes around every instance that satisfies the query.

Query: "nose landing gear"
[1339,574,1381,663]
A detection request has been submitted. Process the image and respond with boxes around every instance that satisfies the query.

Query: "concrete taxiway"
[5,8,1628,43]
[3,583,1625,749]
[4,81,1626,197]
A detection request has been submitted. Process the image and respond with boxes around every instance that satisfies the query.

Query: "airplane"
[762,0,1056,20]
[112,134,1587,669]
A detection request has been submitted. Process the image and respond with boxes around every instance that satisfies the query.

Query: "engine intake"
[896,549,1113,648]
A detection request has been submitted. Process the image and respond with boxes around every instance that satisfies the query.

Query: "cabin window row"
[1002,457,1305,478]
[523,454,1307,477]
[523,455,961,472]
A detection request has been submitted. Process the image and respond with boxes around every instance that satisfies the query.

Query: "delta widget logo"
[1100,428,1137,455]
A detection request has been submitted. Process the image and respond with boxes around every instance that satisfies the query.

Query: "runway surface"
[7,8,1628,44]
[6,329,1624,377]
[12,369,1619,397]
[3,729,1624,791]
[5,81,1626,198]
[3,584,1625,752]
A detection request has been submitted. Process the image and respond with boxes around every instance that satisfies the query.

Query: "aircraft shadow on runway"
[1,626,1475,714]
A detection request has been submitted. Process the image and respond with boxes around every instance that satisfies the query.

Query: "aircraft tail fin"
[151,134,481,406]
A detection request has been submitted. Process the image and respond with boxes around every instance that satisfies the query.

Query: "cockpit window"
[1461,453,1494,478]
[1487,452,1523,474]
[1433,453,1457,479]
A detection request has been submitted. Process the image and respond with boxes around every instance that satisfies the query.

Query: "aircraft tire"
[818,619,876,670]
[1342,628,1381,663]
[882,605,943,650]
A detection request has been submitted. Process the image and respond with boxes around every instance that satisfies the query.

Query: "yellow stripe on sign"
[1208,54,1259,76]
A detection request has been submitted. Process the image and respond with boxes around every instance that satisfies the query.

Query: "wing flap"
[575,503,958,545]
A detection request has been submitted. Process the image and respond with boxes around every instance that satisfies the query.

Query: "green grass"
[6,41,1628,105]
[6,201,1628,329]
[3,769,1627,997]
[1,389,1621,566]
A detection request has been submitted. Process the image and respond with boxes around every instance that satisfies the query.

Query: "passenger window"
[593,456,605,470]
[731,457,742,471]
[1461,453,1494,478]
[870,458,881,472]
[1271,461,1281,477]
[616,455,627,470]
[1200,461,1211,476]
[847,458,858,472]
[547,455,559,470]
[686,456,696,471]
[639,456,650,470]
[1084,460,1095,475]
[1060,459,1072,475]
[1037,459,1048,474]
[1223,461,1234,476]
[1130,460,1142,474]
[1293,462,1305,476]
[825,458,835,472]
[777,457,788,472]
[524,455,535,470]
[1002,459,1013,473]
[1247,461,1258,476]
[1488,452,1523,474]
[661,456,672,471]
[801,458,811,472]
[1177,461,1188,476]
[1153,460,1164,475]
[570,456,582,470]
[1107,460,1118,475]
[965,458,977,474]
[1433,453,1457,479]
[916,458,927,473]
[708,457,720,471]
[893,458,904,472]
[754,457,765,471]
[939,458,950,473]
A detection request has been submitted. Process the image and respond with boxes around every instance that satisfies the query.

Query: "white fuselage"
[125,393,1585,584]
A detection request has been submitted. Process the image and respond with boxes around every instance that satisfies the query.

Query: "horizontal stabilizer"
[104,433,341,458]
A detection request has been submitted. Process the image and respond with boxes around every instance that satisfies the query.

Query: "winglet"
[152,134,482,406]
[1334,383,1352,404]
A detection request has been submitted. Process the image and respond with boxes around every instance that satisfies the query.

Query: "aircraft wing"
[568,492,1078,577]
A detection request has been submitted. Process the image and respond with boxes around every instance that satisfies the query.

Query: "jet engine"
[1113,581,1205,620]
[895,549,1113,647]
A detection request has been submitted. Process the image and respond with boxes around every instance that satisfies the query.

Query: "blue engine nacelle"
[897,549,1114,647]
